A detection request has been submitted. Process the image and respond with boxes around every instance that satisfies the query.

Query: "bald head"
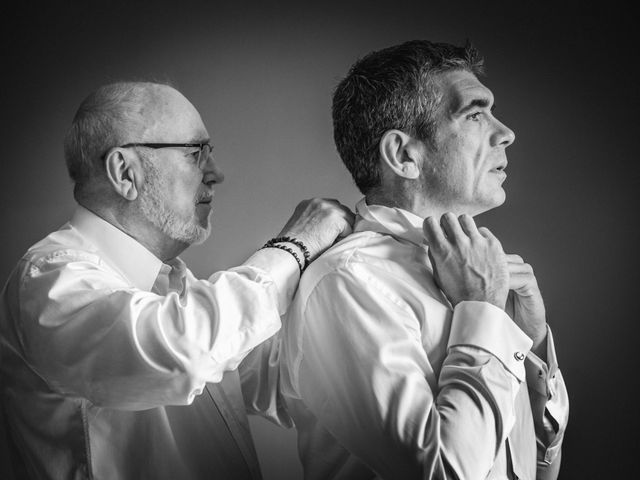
[63,81,205,200]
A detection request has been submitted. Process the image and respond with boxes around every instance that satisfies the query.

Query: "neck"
[366,189,479,220]
[79,200,187,262]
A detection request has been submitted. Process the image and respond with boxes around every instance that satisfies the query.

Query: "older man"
[280,40,569,479]
[0,81,353,479]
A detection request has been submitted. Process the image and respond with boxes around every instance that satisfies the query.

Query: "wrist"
[530,328,548,360]
[461,293,507,310]
[276,241,304,264]
[261,236,311,273]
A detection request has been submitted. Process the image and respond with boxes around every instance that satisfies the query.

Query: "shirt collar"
[69,205,163,291]
[354,198,426,246]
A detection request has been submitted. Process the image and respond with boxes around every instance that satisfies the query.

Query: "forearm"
[294,275,532,479]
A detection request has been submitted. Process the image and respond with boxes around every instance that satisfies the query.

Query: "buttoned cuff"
[524,325,569,465]
[448,301,533,382]
[243,248,300,314]
[525,324,559,398]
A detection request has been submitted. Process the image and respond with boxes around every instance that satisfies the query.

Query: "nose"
[491,118,516,148]
[202,153,225,184]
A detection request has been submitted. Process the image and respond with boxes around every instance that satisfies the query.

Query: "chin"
[469,192,506,216]
[493,191,507,208]
[191,225,212,245]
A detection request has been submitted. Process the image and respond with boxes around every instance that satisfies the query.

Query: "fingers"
[318,198,355,237]
[507,261,538,293]
[439,212,465,241]
[424,213,481,247]
[423,212,509,308]
[506,253,524,264]
[507,261,533,274]
[281,197,356,261]
[336,205,355,237]
[423,216,447,248]
[477,226,498,242]
[458,214,480,238]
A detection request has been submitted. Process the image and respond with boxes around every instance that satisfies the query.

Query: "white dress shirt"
[0,205,297,479]
[280,199,569,480]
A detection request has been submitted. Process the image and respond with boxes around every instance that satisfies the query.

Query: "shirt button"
[514,352,525,361]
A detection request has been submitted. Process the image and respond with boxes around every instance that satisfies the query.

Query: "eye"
[466,112,483,121]
[186,149,201,161]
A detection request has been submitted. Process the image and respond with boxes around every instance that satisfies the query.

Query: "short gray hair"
[63,81,170,196]
[332,40,484,195]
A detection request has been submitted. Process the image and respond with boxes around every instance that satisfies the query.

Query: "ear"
[103,148,141,201]
[379,129,422,180]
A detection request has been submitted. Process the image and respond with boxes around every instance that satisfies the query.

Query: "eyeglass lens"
[197,144,213,168]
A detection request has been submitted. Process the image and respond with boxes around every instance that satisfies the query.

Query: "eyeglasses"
[117,142,214,169]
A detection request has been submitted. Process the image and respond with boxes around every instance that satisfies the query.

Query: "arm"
[17,249,291,411]
[506,256,569,479]
[291,266,532,480]
[525,330,569,480]
[18,198,354,411]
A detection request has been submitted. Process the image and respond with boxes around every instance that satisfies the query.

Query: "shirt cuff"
[448,301,533,382]
[243,248,300,314]
[524,325,569,465]
[524,324,559,398]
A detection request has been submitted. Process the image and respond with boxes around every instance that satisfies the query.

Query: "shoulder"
[18,223,105,282]
[299,230,429,302]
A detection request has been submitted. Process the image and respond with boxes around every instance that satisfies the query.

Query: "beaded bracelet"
[261,242,304,273]
[263,236,311,271]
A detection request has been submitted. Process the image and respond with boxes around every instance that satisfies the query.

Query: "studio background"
[1,1,637,478]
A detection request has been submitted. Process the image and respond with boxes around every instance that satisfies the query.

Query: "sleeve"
[16,247,299,411]
[238,333,294,428]
[524,326,569,479]
[290,265,533,480]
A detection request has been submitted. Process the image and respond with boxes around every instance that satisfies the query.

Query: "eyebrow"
[455,98,495,115]
[187,138,211,144]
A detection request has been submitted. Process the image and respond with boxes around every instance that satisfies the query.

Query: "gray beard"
[138,156,211,246]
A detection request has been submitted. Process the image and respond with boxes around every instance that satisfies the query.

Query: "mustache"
[196,192,214,203]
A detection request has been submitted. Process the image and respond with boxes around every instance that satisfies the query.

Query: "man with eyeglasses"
[0,81,353,479]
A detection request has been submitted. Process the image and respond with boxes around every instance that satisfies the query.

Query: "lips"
[197,193,214,204]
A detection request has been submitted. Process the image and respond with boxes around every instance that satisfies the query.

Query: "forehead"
[142,86,209,142]
[433,70,494,113]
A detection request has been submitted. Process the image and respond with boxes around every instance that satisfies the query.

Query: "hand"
[423,213,509,309]
[505,254,548,356]
[277,198,355,262]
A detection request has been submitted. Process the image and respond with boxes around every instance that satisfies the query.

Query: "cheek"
[168,179,198,211]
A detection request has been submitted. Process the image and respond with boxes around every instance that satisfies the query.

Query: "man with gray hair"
[280,40,569,479]
[0,81,353,479]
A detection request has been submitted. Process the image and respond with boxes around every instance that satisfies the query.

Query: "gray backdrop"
[1,1,637,478]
